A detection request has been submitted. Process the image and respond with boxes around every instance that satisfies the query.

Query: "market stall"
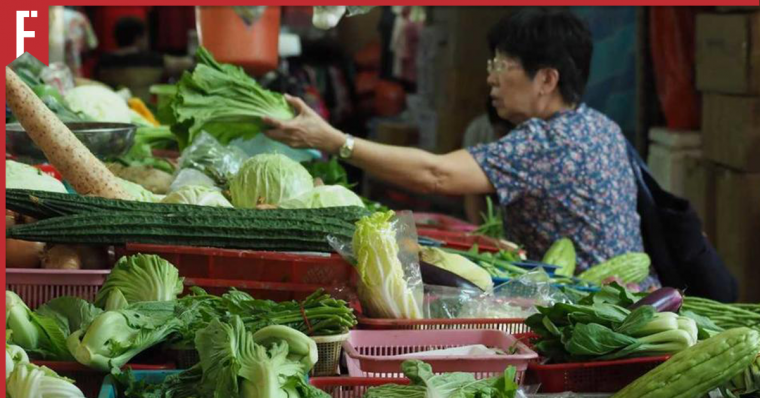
[6,5,760,398]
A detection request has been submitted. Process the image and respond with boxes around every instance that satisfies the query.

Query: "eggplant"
[630,287,684,312]
[419,260,483,291]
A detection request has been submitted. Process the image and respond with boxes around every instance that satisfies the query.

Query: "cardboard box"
[647,127,702,198]
[702,94,760,172]
[715,167,760,302]
[682,159,718,241]
[696,12,760,95]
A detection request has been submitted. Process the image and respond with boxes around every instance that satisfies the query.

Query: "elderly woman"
[264,8,653,286]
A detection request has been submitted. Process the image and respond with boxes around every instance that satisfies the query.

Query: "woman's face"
[487,53,544,125]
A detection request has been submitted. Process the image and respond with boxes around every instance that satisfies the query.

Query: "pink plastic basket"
[6,269,110,309]
[357,317,531,334]
[343,329,537,380]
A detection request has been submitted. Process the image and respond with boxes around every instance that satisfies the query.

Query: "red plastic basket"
[357,316,531,334]
[527,355,670,393]
[413,212,477,233]
[343,329,537,380]
[6,269,110,309]
[117,243,355,301]
[310,377,409,398]
[417,228,501,252]
[34,361,175,398]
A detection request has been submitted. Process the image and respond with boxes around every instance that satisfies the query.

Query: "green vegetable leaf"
[614,305,656,335]
[564,323,640,357]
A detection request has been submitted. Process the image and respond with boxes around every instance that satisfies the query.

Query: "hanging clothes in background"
[390,6,424,84]
[61,7,98,77]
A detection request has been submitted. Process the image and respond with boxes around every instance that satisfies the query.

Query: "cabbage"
[352,211,424,319]
[161,186,233,208]
[279,185,365,209]
[7,362,85,397]
[6,160,68,193]
[64,86,131,123]
[229,154,314,208]
[118,178,163,203]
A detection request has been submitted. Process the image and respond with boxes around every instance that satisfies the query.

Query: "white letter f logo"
[17,10,38,58]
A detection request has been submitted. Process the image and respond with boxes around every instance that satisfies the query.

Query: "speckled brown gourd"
[5,67,130,200]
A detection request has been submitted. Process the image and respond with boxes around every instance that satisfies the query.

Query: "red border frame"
[3,1,757,393]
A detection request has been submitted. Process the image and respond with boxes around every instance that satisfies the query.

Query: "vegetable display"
[172,288,357,348]
[161,185,233,208]
[114,316,329,398]
[6,188,369,221]
[93,254,184,309]
[6,67,130,200]
[577,253,651,286]
[279,185,365,209]
[364,360,518,398]
[611,327,760,398]
[170,47,295,148]
[63,85,132,124]
[542,238,576,278]
[525,283,697,362]
[230,153,315,208]
[420,247,494,292]
[682,296,760,332]
[352,211,424,319]
[6,160,68,194]
[7,360,86,398]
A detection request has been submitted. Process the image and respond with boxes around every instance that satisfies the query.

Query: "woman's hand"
[262,94,346,154]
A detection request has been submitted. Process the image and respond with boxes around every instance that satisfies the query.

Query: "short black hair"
[114,17,146,48]
[488,7,593,104]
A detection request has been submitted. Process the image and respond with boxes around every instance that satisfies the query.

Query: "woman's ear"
[538,68,560,96]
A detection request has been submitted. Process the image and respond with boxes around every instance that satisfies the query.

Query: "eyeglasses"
[487,57,519,75]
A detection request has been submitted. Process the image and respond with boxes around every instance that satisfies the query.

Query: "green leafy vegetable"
[230,153,314,207]
[364,360,518,398]
[114,316,329,398]
[114,126,177,174]
[526,283,698,362]
[171,47,294,148]
[5,291,71,360]
[161,185,233,207]
[6,361,85,397]
[353,211,424,319]
[279,185,365,209]
[66,301,190,371]
[93,254,184,309]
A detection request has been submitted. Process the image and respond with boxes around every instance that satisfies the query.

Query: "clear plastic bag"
[329,210,424,319]
[176,132,247,186]
[169,168,221,193]
[425,269,570,319]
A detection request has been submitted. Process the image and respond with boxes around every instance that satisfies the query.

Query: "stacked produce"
[362,360,519,398]
[526,284,698,363]
[5,254,356,377]
[6,189,368,252]
[6,343,86,397]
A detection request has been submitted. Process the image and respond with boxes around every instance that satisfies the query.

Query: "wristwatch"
[338,134,355,159]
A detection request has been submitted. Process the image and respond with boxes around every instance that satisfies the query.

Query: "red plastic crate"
[527,355,670,393]
[417,228,501,252]
[34,361,175,398]
[357,316,531,335]
[117,243,356,301]
[413,212,477,233]
[311,377,409,398]
[6,269,110,309]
